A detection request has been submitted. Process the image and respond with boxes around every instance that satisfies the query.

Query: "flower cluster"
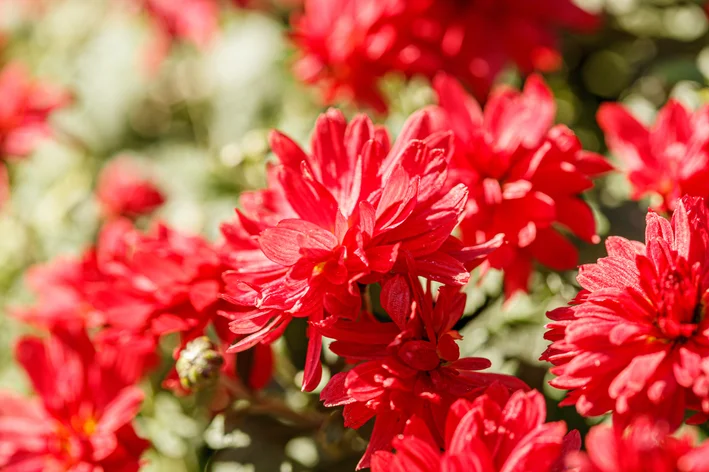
[3,204,276,466]
[220,106,505,392]
[215,74,610,468]
[291,0,599,111]
[7,3,709,470]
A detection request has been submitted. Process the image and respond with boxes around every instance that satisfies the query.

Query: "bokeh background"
[0,0,708,470]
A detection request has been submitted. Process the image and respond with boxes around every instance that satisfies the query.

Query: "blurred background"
[0,0,708,470]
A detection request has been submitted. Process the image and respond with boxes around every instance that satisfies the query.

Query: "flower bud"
[176,337,224,391]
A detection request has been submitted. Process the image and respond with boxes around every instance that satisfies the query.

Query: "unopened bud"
[176,337,224,391]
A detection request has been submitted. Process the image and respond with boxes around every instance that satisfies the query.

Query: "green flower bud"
[176,336,224,391]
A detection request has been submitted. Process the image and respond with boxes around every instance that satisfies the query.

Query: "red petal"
[380,275,412,330]
[320,372,355,407]
[269,129,308,171]
[597,103,652,170]
[259,219,337,266]
[529,228,578,271]
[302,309,324,392]
[189,280,220,312]
[97,386,144,433]
[433,73,482,146]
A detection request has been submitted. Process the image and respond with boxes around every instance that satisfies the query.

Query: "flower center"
[655,265,704,340]
[51,416,97,468]
[397,340,441,371]
[312,261,327,276]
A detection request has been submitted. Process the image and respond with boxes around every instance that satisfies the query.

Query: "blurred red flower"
[97,156,165,220]
[125,0,220,71]
[82,220,238,377]
[598,100,709,212]
[0,62,69,158]
[433,74,611,297]
[138,0,219,47]
[542,196,709,429]
[14,252,106,330]
[319,277,528,469]
[567,417,709,472]
[221,108,501,391]
[291,0,599,112]
[371,384,579,472]
[0,328,148,472]
[234,0,302,8]
[33,219,226,345]
[0,62,69,206]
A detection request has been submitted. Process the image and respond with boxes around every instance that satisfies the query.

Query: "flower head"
[15,219,252,395]
[221,108,501,391]
[0,62,69,207]
[14,252,106,329]
[542,196,709,428]
[0,62,69,158]
[318,277,527,469]
[598,100,709,212]
[291,0,599,111]
[233,0,302,9]
[125,0,220,71]
[0,328,149,472]
[567,417,709,472]
[97,156,165,220]
[371,385,579,472]
[433,74,611,297]
[134,0,218,48]
[82,219,228,345]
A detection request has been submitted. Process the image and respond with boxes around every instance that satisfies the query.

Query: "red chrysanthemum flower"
[123,0,220,71]
[132,0,218,48]
[598,100,709,213]
[542,196,709,428]
[0,62,69,158]
[371,384,579,472]
[433,74,612,297]
[567,417,709,472]
[233,0,302,9]
[221,108,502,391]
[291,0,599,112]
[318,277,528,469]
[16,219,228,347]
[0,328,149,472]
[19,218,276,396]
[96,156,165,220]
[14,253,106,329]
[15,218,270,395]
[0,62,69,206]
[72,220,245,386]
